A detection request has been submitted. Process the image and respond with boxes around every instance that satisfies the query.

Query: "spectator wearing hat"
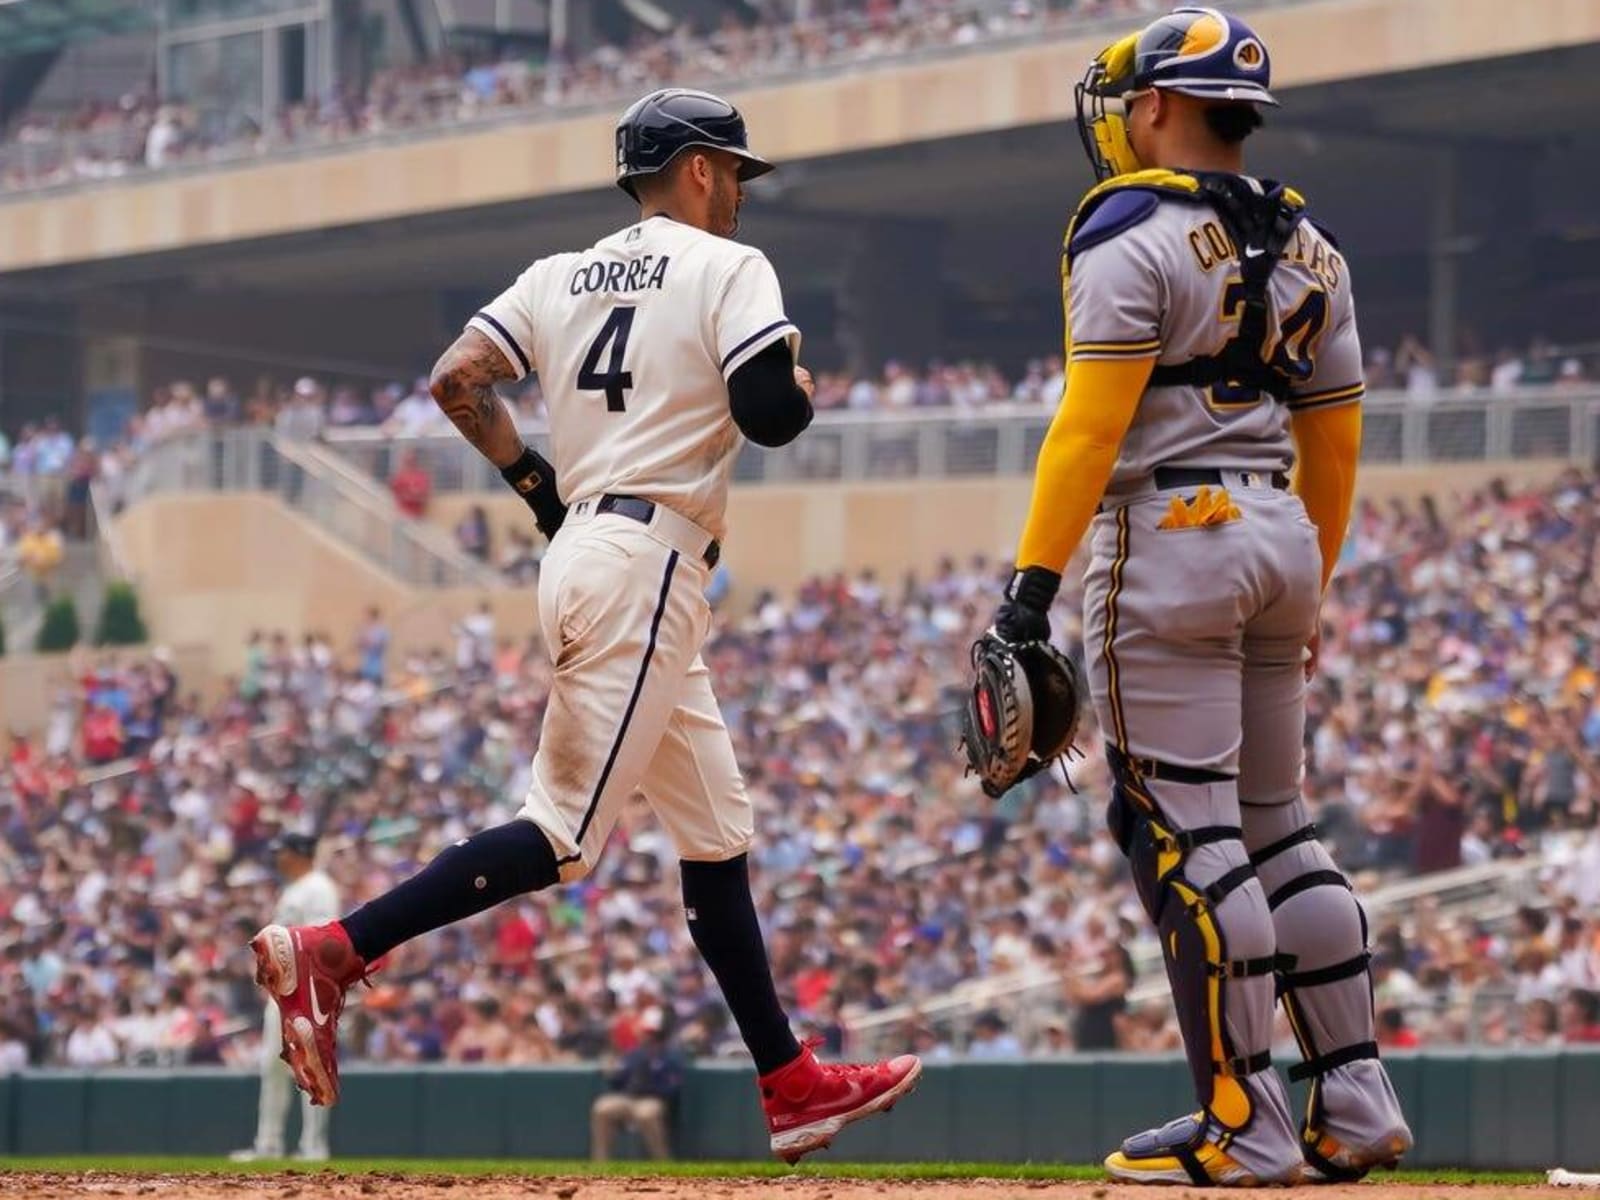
[232,833,339,1163]
[590,1016,683,1161]
[275,379,326,442]
[1376,1006,1421,1050]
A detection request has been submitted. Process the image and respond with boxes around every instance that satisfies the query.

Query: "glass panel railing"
[318,389,1600,492]
[112,428,498,588]
[101,390,1598,584]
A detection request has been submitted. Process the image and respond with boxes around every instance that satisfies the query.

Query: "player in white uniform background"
[250,88,920,1165]
[233,834,338,1162]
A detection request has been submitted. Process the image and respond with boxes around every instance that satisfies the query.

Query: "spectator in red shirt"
[227,784,264,861]
[793,963,836,1014]
[390,450,433,519]
[1561,990,1600,1044]
[80,705,125,765]
[493,909,538,971]
[6,734,46,799]
[1377,1006,1422,1050]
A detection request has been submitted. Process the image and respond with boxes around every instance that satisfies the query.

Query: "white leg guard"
[1244,798,1413,1178]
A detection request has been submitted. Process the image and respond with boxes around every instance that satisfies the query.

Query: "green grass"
[0,1157,1549,1185]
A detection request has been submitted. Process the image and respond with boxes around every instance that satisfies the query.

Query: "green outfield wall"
[1,1052,1597,1168]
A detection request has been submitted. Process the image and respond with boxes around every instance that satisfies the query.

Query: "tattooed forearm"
[429,328,524,468]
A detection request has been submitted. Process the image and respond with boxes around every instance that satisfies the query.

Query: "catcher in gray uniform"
[963,5,1412,1187]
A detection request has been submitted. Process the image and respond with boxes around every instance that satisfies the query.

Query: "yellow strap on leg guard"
[1166,878,1271,1132]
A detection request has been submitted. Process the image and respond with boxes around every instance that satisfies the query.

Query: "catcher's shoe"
[1299,1127,1412,1183]
[250,922,368,1107]
[1105,1113,1302,1187]
[760,1039,923,1164]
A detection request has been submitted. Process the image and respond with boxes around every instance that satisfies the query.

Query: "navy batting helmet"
[615,88,774,200]
[271,832,317,859]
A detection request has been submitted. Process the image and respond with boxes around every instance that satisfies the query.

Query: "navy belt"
[1153,466,1290,491]
[597,494,721,569]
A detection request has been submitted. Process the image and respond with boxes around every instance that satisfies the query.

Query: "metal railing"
[0,0,1315,199]
[323,388,1600,490]
[0,554,42,649]
[86,477,131,583]
[272,436,502,588]
[845,854,1554,1057]
[92,388,1599,588]
[113,428,500,588]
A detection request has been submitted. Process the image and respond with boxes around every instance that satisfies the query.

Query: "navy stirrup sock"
[681,854,802,1076]
[340,819,559,963]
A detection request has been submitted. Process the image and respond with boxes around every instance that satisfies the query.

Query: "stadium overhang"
[0,0,1592,275]
[0,0,1595,396]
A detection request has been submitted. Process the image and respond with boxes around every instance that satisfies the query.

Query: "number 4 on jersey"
[578,306,636,412]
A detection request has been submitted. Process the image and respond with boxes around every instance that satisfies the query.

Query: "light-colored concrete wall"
[113,493,537,678]
[429,457,1578,596]
[1,0,1594,271]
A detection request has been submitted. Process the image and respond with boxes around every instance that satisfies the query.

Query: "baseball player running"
[976,6,1412,1186]
[249,88,920,1164]
[232,834,339,1163]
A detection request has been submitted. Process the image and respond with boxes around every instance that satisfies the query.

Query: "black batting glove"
[992,565,1061,645]
[500,446,568,540]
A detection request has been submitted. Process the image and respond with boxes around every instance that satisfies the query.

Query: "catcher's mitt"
[960,632,1085,798]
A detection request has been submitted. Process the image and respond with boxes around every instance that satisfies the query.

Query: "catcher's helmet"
[1076,6,1276,181]
[615,88,774,200]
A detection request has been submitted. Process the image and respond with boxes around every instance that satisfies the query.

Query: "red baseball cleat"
[249,922,368,1107]
[759,1039,923,1164]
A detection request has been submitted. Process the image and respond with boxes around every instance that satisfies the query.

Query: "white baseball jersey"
[273,869,339,927]
[468,215,800,541]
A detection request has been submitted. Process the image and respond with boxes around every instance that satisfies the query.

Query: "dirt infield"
[0,1174,1578,1200]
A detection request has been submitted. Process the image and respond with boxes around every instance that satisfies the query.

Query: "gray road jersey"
[1067,190,1364,493]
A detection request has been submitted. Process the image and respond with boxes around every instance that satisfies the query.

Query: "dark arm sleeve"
[727,340,813,448]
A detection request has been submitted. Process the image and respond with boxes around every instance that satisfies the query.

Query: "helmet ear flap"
[1076,34,1144,181]
[1093,111,1141,180]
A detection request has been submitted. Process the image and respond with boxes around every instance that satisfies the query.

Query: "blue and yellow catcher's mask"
[1075,6,1279,182]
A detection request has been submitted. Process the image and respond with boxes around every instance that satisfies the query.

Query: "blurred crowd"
[1303,471,1600,1046]
[1,470,1598,1073]
[1366,334,1596,399]
[0,0,1160,193]
[8,326,1600,560]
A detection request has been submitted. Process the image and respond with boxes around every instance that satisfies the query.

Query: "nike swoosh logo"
[308,982,331,1027]
[835,1078,870,1109]
[1244,247,1265,258]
